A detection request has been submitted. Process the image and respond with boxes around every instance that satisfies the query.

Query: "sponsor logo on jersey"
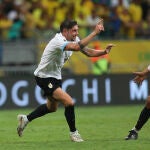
[48,83,53,88]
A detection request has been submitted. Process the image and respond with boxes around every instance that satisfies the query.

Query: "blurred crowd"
[0,0,150,41]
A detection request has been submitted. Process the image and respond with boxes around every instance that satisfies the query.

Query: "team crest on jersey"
[48,83,53,88]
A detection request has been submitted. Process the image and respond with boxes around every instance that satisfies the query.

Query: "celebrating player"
[17,19,115,142]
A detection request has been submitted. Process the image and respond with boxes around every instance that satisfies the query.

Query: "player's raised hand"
[94,18,104,34]
[98,18,103,25]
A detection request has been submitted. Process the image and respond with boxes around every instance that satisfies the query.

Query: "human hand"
[94,19,104,34]
[105,44,115,54]
[133,71,147,85]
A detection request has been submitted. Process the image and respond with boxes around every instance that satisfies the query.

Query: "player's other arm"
[142,66,150,76]
[65,19,104,51]
[80,44,115,57]
[134,65,150,77]
[133,65,150,85]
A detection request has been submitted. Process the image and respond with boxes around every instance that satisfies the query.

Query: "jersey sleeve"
[52,34,80,51]
[61,41,70,51]
[52,34,71,51]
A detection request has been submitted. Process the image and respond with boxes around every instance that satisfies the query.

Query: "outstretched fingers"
[98,18,103,25]
[107,44,116,48]
[105,44,115,54]
[133,72,145,85]
[97,18,104,32]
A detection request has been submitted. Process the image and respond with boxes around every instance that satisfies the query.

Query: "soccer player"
[17,19,115,142]
[125,65,150,140]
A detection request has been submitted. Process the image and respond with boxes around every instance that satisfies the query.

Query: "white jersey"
[34,33,80,79]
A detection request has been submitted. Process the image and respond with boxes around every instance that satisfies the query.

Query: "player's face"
[67,25,79,41]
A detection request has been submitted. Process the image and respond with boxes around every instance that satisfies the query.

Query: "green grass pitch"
[0,105,150,150]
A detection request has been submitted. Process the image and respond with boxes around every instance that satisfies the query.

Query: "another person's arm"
[133,65,150,85]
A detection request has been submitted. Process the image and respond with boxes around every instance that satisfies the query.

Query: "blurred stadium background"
[0,0,150,109]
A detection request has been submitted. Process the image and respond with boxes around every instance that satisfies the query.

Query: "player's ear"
[62,28,68,34]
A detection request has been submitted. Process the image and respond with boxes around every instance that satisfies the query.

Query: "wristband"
[78,41,85,49]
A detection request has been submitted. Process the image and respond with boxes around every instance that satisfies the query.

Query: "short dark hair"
[60,20,78,32]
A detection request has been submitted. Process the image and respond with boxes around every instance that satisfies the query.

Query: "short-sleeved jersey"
[34,33,80,79]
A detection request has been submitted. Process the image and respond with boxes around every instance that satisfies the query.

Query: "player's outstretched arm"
[80,44,115,57]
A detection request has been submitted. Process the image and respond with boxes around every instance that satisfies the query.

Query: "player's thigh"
[52,87,74,106]
[46,97,59,112]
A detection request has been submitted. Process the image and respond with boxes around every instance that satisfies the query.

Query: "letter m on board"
[130,80,148,101]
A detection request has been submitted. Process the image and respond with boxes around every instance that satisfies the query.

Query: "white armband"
[148,65,150,71]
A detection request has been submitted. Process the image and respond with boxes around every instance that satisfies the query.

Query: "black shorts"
[35,76,62,97]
